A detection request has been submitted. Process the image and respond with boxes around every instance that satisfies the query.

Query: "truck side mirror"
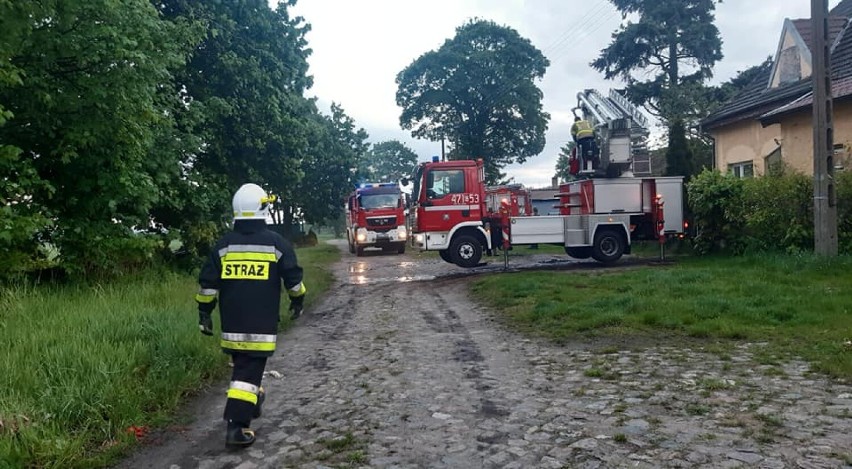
[400,177,409,187]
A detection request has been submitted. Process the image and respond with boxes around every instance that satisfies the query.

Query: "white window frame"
[729,161,754,178]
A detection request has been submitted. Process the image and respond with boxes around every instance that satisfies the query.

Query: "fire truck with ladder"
[345,183,407,256]
[404,89,685,267]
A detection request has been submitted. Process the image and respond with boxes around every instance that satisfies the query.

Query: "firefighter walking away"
[195,183,307,449]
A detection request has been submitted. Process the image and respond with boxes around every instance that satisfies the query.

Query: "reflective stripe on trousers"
[227,380,259,404]
[220,332,277,352]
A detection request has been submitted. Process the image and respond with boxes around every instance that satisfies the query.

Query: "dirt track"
[116,240,852,469]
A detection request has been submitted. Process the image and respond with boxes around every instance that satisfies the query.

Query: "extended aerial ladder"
[574,89,652,177]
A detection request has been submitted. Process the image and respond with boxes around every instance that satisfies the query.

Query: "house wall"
[712,121,782,176]
[778,101,852,173]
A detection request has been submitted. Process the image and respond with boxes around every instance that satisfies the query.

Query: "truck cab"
[346,183,407,256]
[408,159,491,267]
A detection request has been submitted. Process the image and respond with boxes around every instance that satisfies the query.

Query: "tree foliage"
[0,0,202,276]
[553,142,575,183]
[396,19,550,184]
[362,140,418,183]
[0,0,370,279]
[290,103,369,226]
[154,0,316,250]
[592,0,723,125]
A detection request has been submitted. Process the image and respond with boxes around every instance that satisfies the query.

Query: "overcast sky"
[286,0,840,188]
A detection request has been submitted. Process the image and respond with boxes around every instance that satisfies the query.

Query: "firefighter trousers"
[224,353,268,425]
[577,137,597,171]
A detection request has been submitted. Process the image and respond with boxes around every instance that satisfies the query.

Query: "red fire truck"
[346,183,407,256]
[406,159,684,267]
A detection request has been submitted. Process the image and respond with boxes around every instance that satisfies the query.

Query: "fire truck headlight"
[414,234,424,244]
[356,233,367,242]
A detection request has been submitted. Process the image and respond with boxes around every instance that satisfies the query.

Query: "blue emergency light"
[432,155,440,162]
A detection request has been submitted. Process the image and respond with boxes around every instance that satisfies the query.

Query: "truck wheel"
[347,234,355,254]
[356,246,365,257]
[438,250,453,263]
[564,246,592,259]
[450,235,482,268]
[591,229,625,264]
[397,243,406,254]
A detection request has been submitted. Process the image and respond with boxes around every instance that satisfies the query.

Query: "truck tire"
[449,235,482,268]
[438,249,453,263]
[356,246,365,257]
[564,246,592,259]
[591,228,625,264]
[347,234,355,254]
[397,243,406,254]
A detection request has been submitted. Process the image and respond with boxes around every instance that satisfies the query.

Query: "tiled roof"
[702,17,852,130]
[701,65,810,129]
[760,75,852,124]
[832,0,852,19]
[791,17,847,55]
[831,17,852,78]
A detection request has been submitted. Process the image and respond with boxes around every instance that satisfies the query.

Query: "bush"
[740,171,813,253]
[687,167,849,255]
[686,169,746,254]
[837,170,852,253]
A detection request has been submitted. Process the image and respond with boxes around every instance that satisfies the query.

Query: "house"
[701,1,852,176]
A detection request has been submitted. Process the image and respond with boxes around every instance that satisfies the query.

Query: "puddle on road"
[348,274,437,285]
[346,259,435,284]
[348,262,369,274]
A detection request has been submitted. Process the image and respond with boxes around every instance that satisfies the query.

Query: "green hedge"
[687,168,852,254]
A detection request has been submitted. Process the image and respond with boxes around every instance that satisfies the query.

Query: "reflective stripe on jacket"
[571,120,594,140]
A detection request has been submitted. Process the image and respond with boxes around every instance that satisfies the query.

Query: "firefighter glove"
[289,295,304,320]
[198,310,213,336]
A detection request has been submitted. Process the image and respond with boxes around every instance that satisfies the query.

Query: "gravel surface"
[115,240,852,469]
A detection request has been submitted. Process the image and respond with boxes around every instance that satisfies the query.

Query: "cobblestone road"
[117,241,852,469]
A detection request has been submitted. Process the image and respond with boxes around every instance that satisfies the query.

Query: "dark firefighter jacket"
[195,219,305,356]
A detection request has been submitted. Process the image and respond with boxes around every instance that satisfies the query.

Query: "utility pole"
[812,0,838,256]
[441,133,446,162]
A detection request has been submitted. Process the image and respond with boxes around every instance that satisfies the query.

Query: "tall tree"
[0,0,201,275]
[290,103,369,226]
[396,19,550,184]
[592,0,722,178]
[362,140,418,183]
[591,0,723,125]
[155,0,317,245]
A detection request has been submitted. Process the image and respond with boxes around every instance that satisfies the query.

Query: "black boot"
[225,421,256,449]
[253,387,265,419]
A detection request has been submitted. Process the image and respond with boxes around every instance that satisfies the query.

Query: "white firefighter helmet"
[232,183,276,220]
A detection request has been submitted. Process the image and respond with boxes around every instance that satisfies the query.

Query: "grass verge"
[470,253,852,379]
[0,242,339,468]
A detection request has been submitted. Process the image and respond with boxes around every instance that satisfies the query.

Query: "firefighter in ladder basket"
[195,183,307,449]
[571,116,597,175]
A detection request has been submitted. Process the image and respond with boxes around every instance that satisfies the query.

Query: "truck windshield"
[360,193,400,210]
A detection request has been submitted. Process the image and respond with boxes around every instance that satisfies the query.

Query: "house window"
[729,161,754,178]
[765,147,782,175]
